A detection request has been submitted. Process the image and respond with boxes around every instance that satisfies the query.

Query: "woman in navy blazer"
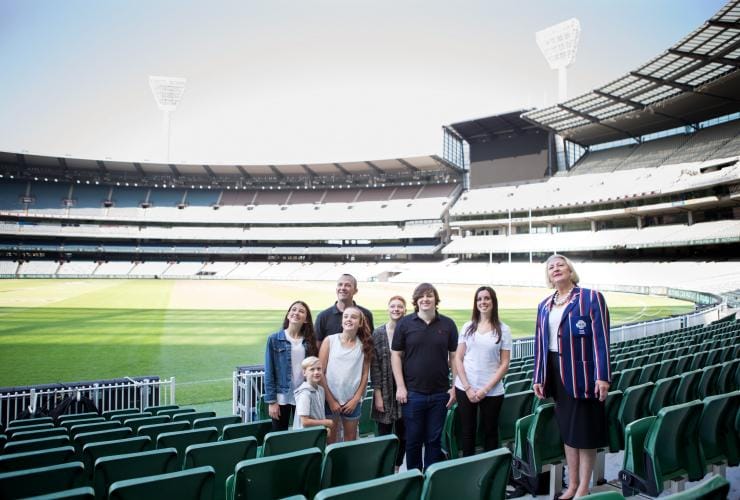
[532,254,610,499]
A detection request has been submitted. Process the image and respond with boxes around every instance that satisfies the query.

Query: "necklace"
[553,287,574,306]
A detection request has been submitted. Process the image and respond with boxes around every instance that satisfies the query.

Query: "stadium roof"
[447,110,544,144]
[0,151,462,185]
[522,1,740,146]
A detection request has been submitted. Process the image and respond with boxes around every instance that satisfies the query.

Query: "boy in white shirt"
[293,356,335,438]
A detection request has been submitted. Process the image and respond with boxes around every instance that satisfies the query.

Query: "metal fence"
[232,366,265,422]
[0,376,175,426]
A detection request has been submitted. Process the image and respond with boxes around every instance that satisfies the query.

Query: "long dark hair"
[465,286,502,343]
[282,300,318,356]
[344,306,374,362]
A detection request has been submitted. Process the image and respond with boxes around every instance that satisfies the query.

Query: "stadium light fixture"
[149,76,187,163]
[536,18,581,102]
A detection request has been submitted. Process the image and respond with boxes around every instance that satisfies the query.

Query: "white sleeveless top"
[326,334,363,405]
[548,303,566,352]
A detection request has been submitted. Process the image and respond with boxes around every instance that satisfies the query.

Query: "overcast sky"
[0,0,727,165]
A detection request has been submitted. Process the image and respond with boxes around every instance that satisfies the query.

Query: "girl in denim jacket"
[264,300,319,431]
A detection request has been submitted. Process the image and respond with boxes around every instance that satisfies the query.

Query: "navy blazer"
[533,287,611,399]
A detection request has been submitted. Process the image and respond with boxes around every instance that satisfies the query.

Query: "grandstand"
[0,2,739,498]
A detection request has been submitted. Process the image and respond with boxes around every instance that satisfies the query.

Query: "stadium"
[0,1,738,499]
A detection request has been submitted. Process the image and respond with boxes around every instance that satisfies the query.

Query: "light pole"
[149,76,187,163]
[535,18,581,103]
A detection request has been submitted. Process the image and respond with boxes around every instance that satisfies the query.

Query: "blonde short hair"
[544,254,580,288]
[301,356,320,370]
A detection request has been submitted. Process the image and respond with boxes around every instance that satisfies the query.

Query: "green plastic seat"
[314,469,423,500]
[440,403,460,459]
[5,423,54,438]
[172,410,217,426]
[102,409,140,420]
[673,354,693,375]
[226,447,322,500]
[8,427,68,442]
[108,465,214,500]
[2,434,70,454]
[93,447,179,500]
[358,397,375,437]
[619,400,705,497]
[58,412,100,424]
[158,408,196,419]
[673,369,702,404]
[260,426,327,457]
[616,367,641,392]
[222,420,272,444]
[192,415,241,435]
[512,403,564,499]
[7,416,54,428]
[616,382,653,449]
[504,370,527,383]
[137,421,190,448]
[184,437,258,500]
[604,390,623,452]
[110,411,152,423]
[716,359,739,394]
[0,434,5,450]
[498,390,534,447]
[0,461,84,499]
[648,376,679,416]
[81,436,151,481]
[661,474,729,499]
[696,364,722,399]
[704,348,723,367]
[637,362,660,384]
[60,417,106,430]
[421,447,512,500]
[156,427,219,459]
[689,350,708,371]
[656,358,677,379]
[70,421,122,438]
[73,427,133,455]
[122,415,170,433]
[0,446,75,472]
[143,404,179,416]
[320,434,398,489]
[699,391,739,468]
[22,485,96,499]
[504,379,530,394]
[578,491,625,499]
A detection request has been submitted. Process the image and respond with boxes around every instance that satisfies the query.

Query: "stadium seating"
[0,462,85,498]
[511,403,564,498]
[314,469,424,500]
[222,420,272,444]
[93,448,179,499]
[319,435,398,489]
[183,437,258,500]
[107,465,214,500]
[259,426,327,457]
[421,448,511,500]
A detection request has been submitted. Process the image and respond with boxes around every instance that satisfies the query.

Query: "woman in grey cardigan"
[371,295,407,471]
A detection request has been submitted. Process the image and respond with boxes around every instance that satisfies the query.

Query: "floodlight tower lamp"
[149,76,187,163]
[536,18,581,102]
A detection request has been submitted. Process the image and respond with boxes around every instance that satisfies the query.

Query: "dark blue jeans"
[402,390,448,471]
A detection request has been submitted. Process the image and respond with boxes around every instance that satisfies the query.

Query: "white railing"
[232,367,265,422]
[0,376,175,426]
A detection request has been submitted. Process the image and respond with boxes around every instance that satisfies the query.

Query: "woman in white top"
[319,306,373,443]
[454,286,511,455]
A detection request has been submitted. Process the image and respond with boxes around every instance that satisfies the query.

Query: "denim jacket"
[263,330,311,404]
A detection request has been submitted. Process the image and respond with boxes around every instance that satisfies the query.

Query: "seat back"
[616,367,641,392]
[696,364,722,399]
[70,421,122,438]
[0,445,75,472]
[81,436,151,480]
[716,359,740,394]
[673,370,702,404]
[122,416,170,433]
[314,469,424,500]
[638,363,661,384]
[108,465,214,500]
[110,412,152,423]
[143,404,180,416]
[137,421,190,448]
[358,397,375,436]
[183,437,258,500]
[156,427,219,461]
[504,380,531,394]
[102,408,140,420]
[261,426,327,457]
[420,448,511,500]
[617,382,654,432]
[657,359,676,380]
[230,447,322,500]
[620,415,657,496]
[0,461,84,499]
[2,434,70,454]
[192,415,241,435]
[172,411,217,426]
[73,427,134,454]
[159,408,197,419]
[526,403,563,472]
[58,412,101,424]
[222,420,272,444]
[8,426,67,442]
[498,390,534,447]
[7,416,54,428]
[648,376,679,416]
[5,423,54,438]
[320,434,398,489]
[93,447,179,500]
[604,390,623,452]
[699,391,740,466]
[60,417,106,430]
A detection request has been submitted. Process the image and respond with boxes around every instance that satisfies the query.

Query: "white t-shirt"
[548,304,566,352]
[277,333,306,406]
[325,333,363,405]
[454,321,512,397]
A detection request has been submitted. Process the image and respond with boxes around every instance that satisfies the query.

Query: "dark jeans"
[270,403,295,431]
[402,391,448,471]
[455,388,504,456]
[376,418,406,467]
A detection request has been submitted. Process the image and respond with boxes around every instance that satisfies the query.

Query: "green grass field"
[0,279,694,405]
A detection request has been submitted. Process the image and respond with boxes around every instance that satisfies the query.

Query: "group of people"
[262,254,611,499]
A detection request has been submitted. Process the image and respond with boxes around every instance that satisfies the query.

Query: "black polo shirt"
[314,302,375,342]
[391,312,458,394]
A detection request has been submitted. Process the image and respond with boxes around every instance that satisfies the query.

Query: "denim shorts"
[325,400,363,420]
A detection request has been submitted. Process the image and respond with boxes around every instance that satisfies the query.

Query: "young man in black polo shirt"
[314,273,374,349]
[391,282,457,471]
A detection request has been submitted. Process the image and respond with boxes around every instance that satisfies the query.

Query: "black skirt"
[546,351,607,449]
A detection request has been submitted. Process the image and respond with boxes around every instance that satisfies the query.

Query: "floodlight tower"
[535,18,581,102]
[149,76,187,163]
